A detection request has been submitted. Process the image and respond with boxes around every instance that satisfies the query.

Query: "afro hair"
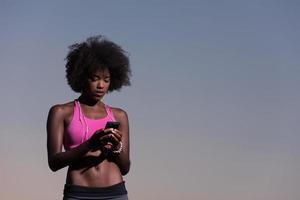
[65,35,131,92]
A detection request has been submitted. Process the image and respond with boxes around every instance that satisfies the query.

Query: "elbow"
[121,160,131,176]
[48,162,59,172]
[48,157,61,172]
[49,164,59,172]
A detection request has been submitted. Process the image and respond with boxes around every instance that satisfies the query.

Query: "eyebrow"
[92,74,110,78]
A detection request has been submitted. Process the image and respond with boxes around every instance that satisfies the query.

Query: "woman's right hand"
[87,128,122,151]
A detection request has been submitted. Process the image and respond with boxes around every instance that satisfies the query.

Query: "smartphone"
[105,121,120,129]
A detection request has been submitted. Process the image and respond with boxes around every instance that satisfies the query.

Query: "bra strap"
[105,105,116,121]
[75,100,88,142]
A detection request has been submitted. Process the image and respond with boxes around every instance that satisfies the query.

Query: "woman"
[47,35,131,200]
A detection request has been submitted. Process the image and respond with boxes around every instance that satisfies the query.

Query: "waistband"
[64,181,127,198]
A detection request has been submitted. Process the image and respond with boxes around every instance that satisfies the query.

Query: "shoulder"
[110,106,128,121]
[48,101,74,119]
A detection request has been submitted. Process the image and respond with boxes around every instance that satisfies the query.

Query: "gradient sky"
[0,1,299,200]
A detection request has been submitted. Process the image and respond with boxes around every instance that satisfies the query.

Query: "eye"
[89,76,99,82]
[104,78,110,83]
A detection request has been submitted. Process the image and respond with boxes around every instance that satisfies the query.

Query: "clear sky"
[0,1,299,199]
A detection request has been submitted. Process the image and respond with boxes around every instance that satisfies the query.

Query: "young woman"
[47,35,131,200]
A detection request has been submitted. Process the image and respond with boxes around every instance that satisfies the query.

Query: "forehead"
[92,68,110,76]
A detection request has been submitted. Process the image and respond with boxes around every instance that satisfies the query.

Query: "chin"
[93,96,103,101]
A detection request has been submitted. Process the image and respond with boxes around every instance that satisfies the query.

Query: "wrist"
[82,140,93,151]
[112,141,123,154]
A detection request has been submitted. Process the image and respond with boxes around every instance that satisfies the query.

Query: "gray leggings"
[63,181,128,200]
[63,194,128,200]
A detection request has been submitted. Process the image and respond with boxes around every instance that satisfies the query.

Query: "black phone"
[105,121,120,129]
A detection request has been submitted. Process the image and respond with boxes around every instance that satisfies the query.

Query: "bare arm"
[47,105,94,171]
[111,108,131,175]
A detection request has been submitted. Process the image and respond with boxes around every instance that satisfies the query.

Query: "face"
[83,68,111,101]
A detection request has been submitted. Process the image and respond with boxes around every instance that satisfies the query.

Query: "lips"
[95,91,105,96]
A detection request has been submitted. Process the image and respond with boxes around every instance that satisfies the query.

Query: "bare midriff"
[66,150,123,187]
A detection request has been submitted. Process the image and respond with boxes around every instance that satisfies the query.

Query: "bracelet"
[112,141,123,154]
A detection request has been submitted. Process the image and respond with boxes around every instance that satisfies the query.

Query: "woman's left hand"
[102,128,122,151]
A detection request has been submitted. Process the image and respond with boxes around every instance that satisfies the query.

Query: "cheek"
[87,82,98,92]
[105,81,111,89]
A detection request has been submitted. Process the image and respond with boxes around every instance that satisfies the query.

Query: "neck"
[78,94,103,107]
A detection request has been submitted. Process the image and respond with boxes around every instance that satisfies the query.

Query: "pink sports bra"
[63,100,116,150]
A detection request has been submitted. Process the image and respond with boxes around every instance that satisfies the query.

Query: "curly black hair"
[65,35,131,93]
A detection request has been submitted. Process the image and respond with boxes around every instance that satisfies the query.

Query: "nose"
[97,80,105,89]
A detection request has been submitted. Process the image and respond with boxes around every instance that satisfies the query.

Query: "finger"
[103,128,121,140]
[106,134,121,146]
[103,128,116,134]
[100,134,111,141]
[110,132,121,143]
[94,129,104,134]
[110,133,120,143]
[94,129,108,138]
[102,144,113,151]
[113,129,122,135]
[102,133,120,142]
[102,129,116,139]
[99,135,111,146]
[112,129,122,139]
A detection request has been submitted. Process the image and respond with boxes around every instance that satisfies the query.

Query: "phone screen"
[105,121,120,129]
